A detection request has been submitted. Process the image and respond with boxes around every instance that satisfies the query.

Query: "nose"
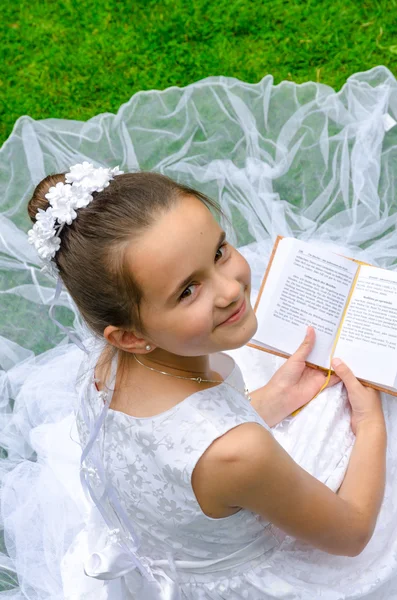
[214,273,243,308]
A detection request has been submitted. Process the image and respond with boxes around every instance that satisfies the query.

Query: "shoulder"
[192,422,275,516]
[193,421,275,480]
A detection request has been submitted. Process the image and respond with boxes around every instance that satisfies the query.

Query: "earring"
[145,344,151,351]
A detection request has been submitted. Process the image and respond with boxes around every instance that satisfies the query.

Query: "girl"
[11,162,391,599]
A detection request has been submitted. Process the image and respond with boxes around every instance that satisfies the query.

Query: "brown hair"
[27,170,221,382]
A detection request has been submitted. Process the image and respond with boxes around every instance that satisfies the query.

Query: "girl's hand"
[331,358,384,435]
[262,326,340,421]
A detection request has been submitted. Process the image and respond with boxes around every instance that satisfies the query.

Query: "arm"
[329,358,386,539]
[192,418,386,556]
[336,419,386,543]
[193,359,386,557]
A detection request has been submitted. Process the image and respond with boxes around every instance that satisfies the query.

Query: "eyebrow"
[168,230,226,301]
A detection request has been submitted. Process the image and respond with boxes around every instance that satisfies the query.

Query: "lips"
[218,299,246,326]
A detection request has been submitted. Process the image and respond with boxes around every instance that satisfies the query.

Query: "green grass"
[1,0,397,146]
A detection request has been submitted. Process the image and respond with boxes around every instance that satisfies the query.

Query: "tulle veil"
[2,65,397,597]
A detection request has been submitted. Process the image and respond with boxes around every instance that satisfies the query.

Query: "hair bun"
[27,173,66,223]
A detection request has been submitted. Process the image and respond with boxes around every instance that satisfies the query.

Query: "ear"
[103,325,155,354]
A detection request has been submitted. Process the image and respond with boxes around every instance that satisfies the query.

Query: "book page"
[335,266,397,387]
[254,238,359,368]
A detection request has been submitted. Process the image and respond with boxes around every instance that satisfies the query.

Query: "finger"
[327,374,341,387]
[331,358,359,392]
[291,326,315,361]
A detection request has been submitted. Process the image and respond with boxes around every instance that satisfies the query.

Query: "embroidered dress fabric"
[2,65,397,598]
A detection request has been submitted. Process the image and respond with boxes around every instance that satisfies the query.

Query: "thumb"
[331,358,358,392]
[291,326,315,361]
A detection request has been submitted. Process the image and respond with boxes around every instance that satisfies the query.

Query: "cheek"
[173,303,214,341]
[144,300,214,345]
[234,251,251,287]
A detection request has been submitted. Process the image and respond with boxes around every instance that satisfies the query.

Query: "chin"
[222,313,258,351]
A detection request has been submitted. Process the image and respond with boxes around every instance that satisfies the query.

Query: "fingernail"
[332,358,342,367]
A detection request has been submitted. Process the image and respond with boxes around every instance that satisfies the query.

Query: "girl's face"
[126,195,258,357]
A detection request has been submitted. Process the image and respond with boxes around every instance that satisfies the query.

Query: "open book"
[248,236,397,396]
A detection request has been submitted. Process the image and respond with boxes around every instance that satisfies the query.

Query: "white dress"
[3,65,397,599]
[10,335,397,600]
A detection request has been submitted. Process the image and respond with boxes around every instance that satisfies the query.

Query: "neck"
[133,348,212,378]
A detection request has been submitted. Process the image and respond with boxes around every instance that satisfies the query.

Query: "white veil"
[1,65,397,598]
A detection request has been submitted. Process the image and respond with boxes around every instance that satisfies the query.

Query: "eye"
[215,241,228,262]
[178,241,228,302]
[179,284,197,301]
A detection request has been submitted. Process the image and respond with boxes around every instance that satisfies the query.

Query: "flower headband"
[27,162,124,277]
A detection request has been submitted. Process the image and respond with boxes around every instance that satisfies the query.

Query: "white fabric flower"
[65,161,96,184]
[27,162,124,274]
[45,183,77,224]
[40,262,60,279]
[72,188,94,209]
[66,163,122,194]
[36,235,61,260]
[77,167,113,194]
[33,208,57,239]
[28,227,45,247]
[110,166,124,177]
[51,200,78,225]
[45,182,73,205]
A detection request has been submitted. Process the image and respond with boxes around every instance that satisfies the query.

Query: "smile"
[218,299,247,326]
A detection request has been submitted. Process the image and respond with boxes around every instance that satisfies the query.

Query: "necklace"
[133,354,252,402]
